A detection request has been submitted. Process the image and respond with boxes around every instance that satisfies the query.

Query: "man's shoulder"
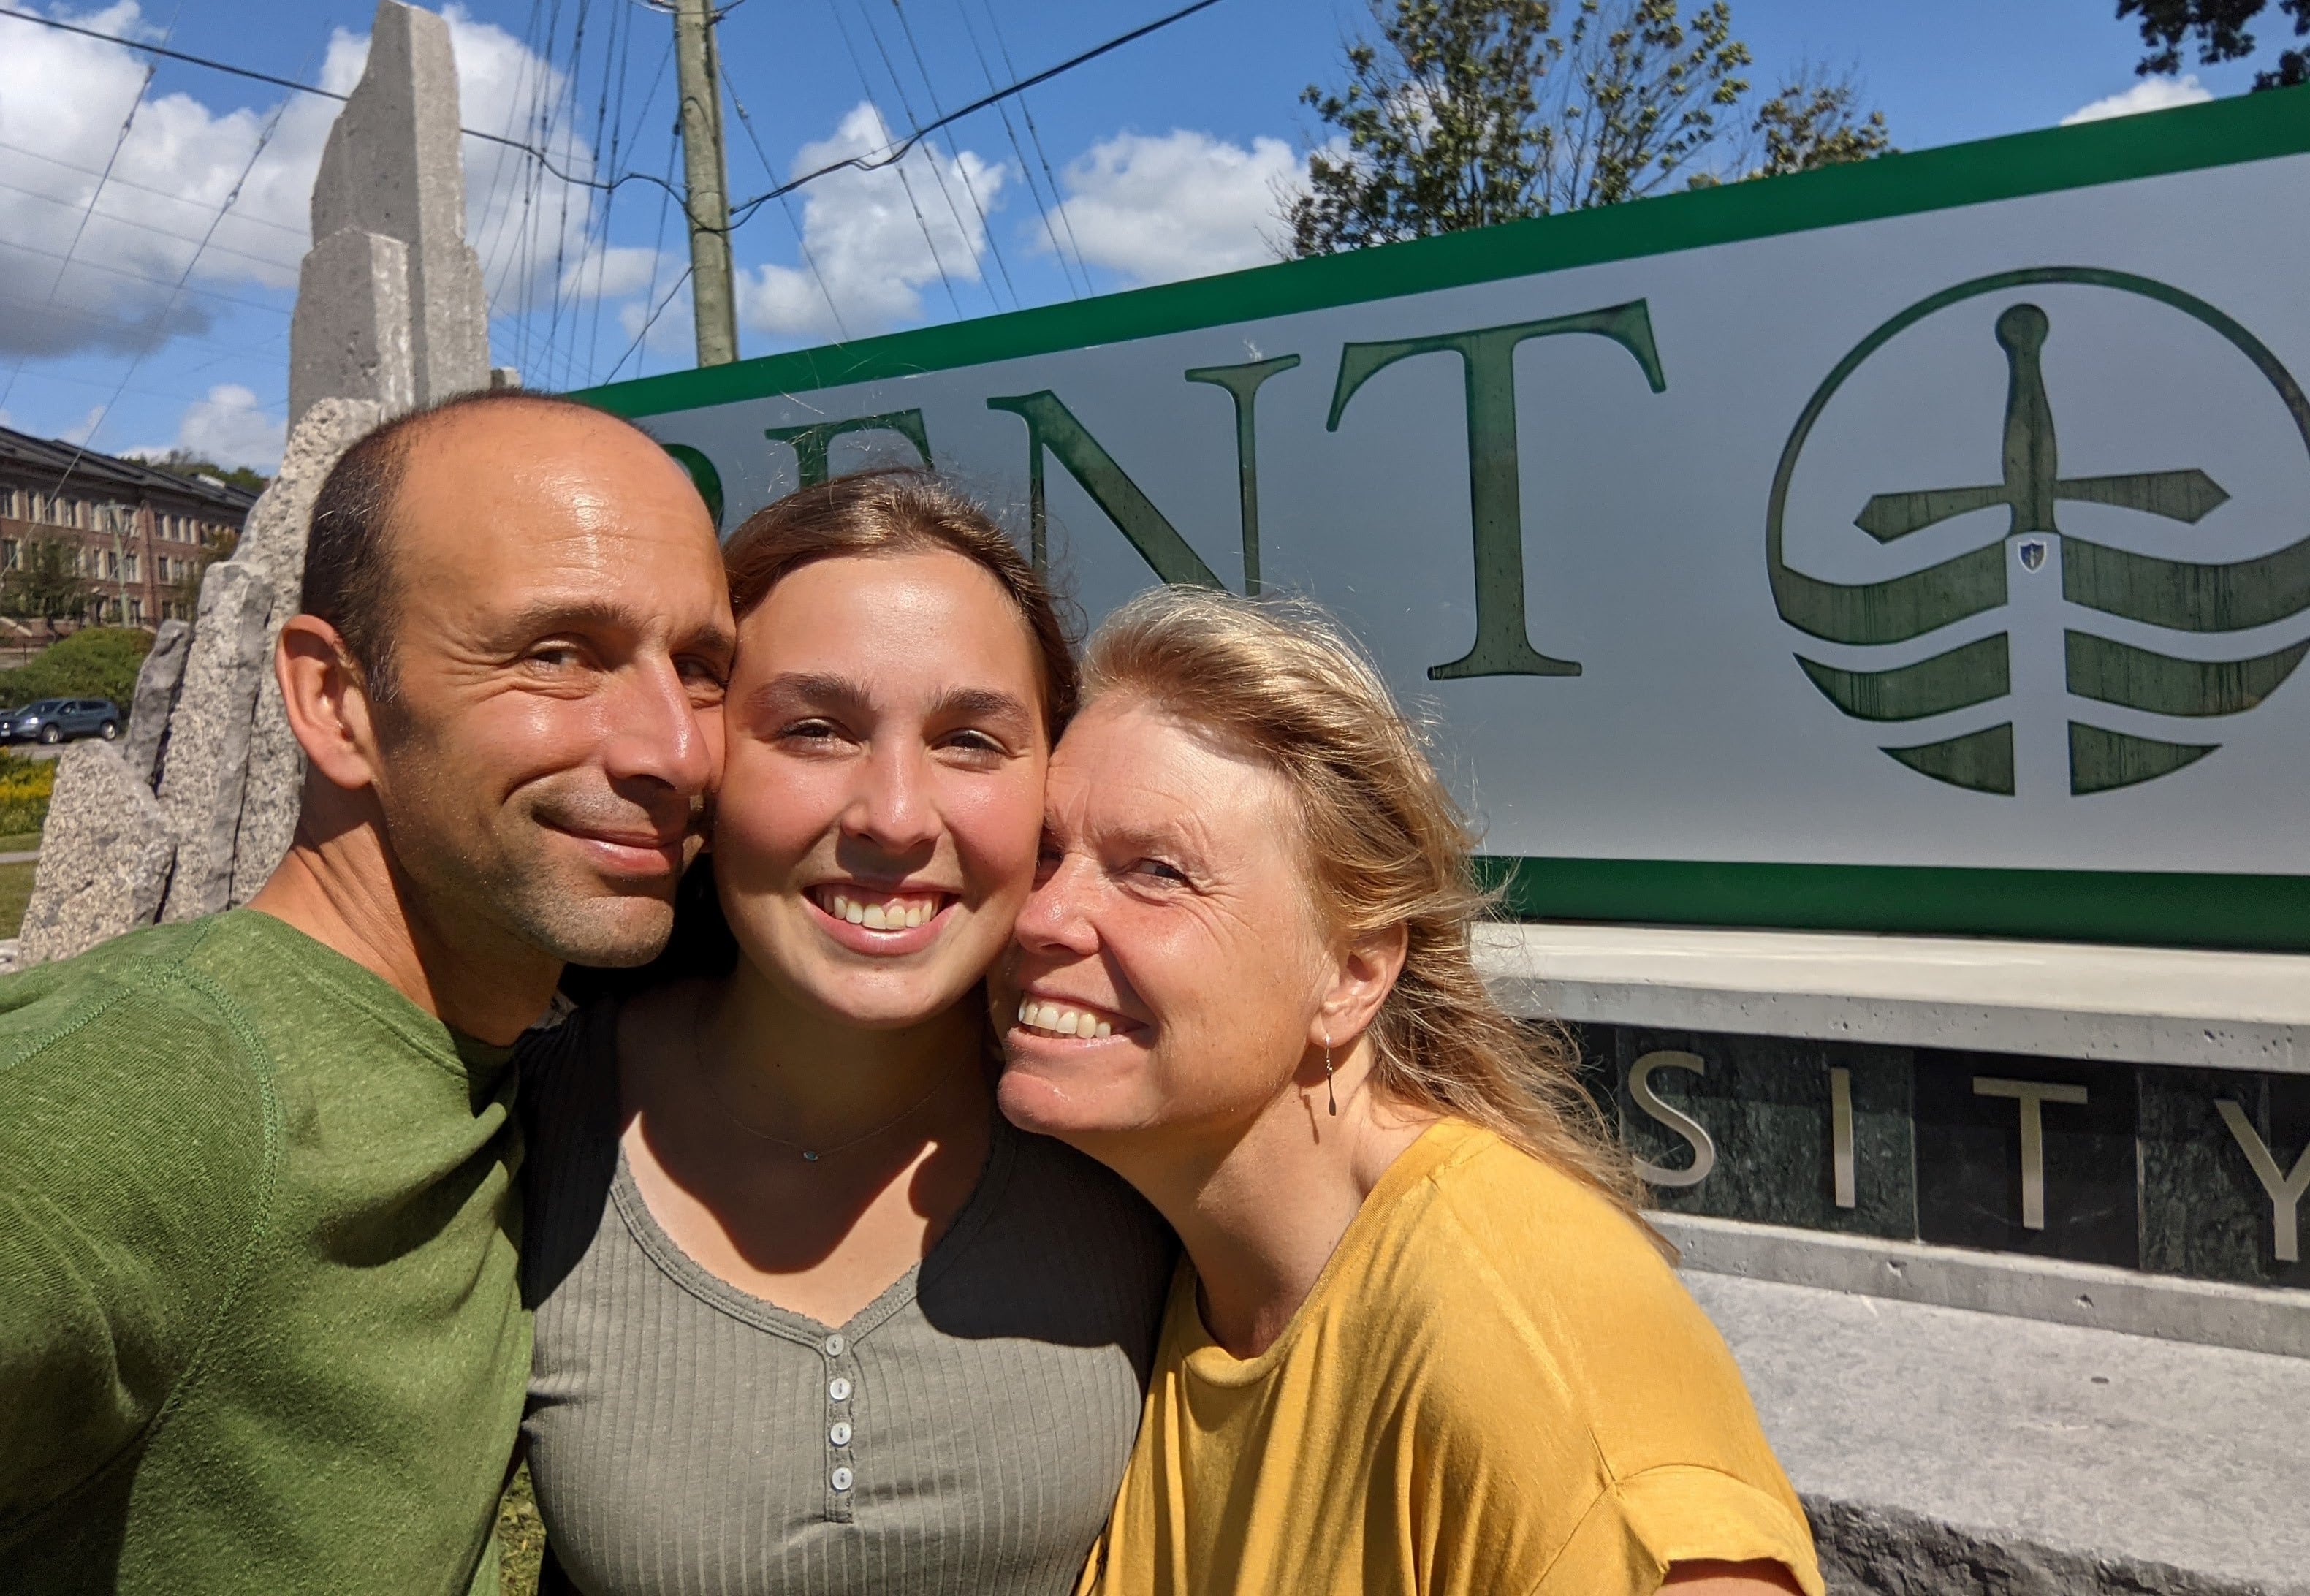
[0,918,278,1155]
[0,918,259,1046]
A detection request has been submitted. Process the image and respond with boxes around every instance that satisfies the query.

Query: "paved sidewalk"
[1690,1270,2308,1595]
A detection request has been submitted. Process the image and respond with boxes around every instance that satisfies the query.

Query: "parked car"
[1,698,121,745]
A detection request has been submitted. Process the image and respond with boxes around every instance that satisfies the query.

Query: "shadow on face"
[363,401,736,968]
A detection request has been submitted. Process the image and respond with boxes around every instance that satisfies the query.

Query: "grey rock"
[1687,1270,2310,1596]
[227,398,382,905]
[157,562,272,922]
[1808,1497,2271,1596]
[301,0,487,422]
[121,618,191,786]
[289,229,415,424]
[19,744,175,966]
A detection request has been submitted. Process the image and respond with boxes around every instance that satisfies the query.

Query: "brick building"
[0,425,259,638]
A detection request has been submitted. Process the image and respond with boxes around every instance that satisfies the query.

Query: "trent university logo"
[1766,267,2310,796]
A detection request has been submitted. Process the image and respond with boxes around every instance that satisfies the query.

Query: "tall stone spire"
[288,0,489,424]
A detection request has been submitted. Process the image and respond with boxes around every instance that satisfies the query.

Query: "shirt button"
[829,1421,853,1446]
[824,1334,846,1357]
[828,1377,853,1402]
[830,1466,855,1492]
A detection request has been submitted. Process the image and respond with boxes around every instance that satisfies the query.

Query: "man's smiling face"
[364,402,736,969]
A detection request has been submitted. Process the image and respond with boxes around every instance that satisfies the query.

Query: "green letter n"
[1329,302,1667,680]
[985,391,1221,586]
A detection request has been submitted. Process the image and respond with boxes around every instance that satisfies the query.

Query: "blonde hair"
[1082,585,1644,1219]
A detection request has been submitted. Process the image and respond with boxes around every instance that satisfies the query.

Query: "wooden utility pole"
[672,0,738,365]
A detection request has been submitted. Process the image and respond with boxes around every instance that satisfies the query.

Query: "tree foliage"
[1285,0,1891,256]
[142,447,270,495]
[1,537,96,636]
[0,626,153,713]
[2119,0,2309,88]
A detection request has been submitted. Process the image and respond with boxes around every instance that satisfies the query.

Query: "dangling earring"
[1323,1030,1337,1117]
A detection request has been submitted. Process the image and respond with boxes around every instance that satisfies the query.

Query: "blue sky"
[0,0,2280,471]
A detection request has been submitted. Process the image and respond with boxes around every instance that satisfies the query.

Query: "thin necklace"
[688,1006,957,1164]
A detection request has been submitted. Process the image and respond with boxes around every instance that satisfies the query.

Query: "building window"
[127,596,143,625]
[123,551,137,581]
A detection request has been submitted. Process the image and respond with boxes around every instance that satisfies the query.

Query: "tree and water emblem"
[1766,267,2310,796]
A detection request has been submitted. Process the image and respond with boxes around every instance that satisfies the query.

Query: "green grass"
[0,860,37,939]
[0,832,39,854]
[497,1464,547,1596]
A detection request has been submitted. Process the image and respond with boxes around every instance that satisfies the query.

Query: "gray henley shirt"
[517,1001,1173,1596]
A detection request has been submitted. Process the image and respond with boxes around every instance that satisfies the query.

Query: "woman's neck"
[1100,1044,1435,1360]
[693,965,990,1150]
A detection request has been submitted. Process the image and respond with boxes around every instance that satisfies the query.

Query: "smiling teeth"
[827,892,935,930]
[1017,1000,1114,1039]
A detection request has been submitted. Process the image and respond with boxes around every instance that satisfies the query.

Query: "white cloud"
[2062,74,2212,125]
[617,288,694,360]
[0,2,603,360]
[559,244,666,303]
[1046,131,1301,288]
[737,102,1004,342]
[126,382,284,470]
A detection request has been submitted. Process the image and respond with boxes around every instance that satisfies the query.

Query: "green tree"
[2119,0,2309,89]
[159,523,238,621]
[1285,0,1891,256]
[1,536,96,638]
[0,626,154,712]
[143,447,270,495]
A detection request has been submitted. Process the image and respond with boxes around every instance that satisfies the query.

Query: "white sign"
[586,93,2310,951]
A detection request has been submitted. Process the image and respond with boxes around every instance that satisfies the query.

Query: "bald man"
[0,392,734,1595]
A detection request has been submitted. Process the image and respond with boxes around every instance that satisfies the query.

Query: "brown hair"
[1081,585,1646,1221]
[722,466,1078,734]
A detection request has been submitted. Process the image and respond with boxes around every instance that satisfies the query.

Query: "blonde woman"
[998,588,1820,1596]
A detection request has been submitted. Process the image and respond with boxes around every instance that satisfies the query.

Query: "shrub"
[0,627,154,717]
[0,752,56,834]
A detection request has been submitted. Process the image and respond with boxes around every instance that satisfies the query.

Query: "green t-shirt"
[0,909,529,1595]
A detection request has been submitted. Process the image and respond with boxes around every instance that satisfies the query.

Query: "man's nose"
[601,657,716,797]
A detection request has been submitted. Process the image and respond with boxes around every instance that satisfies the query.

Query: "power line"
[827,0,965,319]
[0,136,309,236]
[0,173,300,274]
[0,53,158,414]
[955,0,1083,298]
[720,61,851,341]
[0,0,1229,237]
[889,0,1019,310]
[976,0,1091,291]
[0,236,293,318]
[48,76,302,493]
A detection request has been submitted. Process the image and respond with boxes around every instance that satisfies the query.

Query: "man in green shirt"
[0,392,735,1593]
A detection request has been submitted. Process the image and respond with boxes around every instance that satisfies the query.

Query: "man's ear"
[276,615,383,792]
[1314,921,1408,1052]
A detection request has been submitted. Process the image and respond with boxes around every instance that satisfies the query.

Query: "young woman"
[999,587,1823,1596]
[517,468,1172,1596]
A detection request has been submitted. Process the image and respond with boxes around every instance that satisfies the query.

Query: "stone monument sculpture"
[19,0,493,965]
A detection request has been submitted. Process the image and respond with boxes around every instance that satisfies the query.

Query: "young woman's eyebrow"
[930,686,1033,726]
[743,671,872,718]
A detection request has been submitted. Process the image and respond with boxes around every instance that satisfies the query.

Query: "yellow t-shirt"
[1083,1119,1823,1596]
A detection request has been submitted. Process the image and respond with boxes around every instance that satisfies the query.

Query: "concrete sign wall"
[582,90,2310,952]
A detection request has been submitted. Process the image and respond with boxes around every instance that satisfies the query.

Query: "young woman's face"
[713,550,1049,1029]
[996,695,1332,1148]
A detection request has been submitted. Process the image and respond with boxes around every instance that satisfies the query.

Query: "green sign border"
[1486,859,2309,954]
[578,86,2310,420]
[577,86,2310,953]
